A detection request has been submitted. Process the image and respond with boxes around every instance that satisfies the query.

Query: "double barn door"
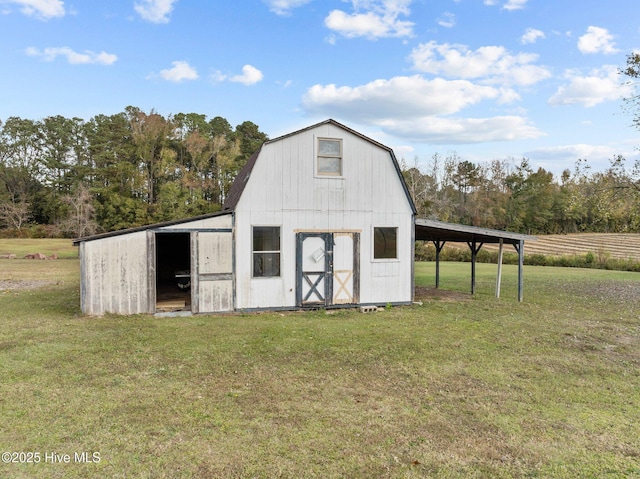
[296,232,360,308]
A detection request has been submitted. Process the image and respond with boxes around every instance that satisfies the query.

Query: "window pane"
[253,226,280,277]
[318,156,342,175]
[253,227,280,251]
[318,139,341,156]
[253,253,280,277]
[318,138,342,176]
[374,227,397,259]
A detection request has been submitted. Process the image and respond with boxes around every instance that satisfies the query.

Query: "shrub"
[527,254,547,266]
[414,242,640,272]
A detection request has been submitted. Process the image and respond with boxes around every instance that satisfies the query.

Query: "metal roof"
[222,146,261,212]
[415,218,537,245]
[72,210,232,245]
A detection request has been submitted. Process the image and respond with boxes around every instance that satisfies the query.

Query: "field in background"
[0,239,78,259]
[1,250,639,478]
[0,233,638,262]
[483,233,640,260]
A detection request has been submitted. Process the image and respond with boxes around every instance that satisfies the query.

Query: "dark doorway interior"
[156,232,191,311]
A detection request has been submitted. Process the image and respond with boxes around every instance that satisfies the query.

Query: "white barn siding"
[79,213,234,316]
[160,213,232,231]
[76,119,414,315]
[233,122,413,310]
[193,231,234,313]
[80,231,149,315]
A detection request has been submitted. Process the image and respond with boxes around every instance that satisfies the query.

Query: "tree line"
[399,51,637,235]
[0,106,268,238]
[1,109,639,238]
[402,154,640,235]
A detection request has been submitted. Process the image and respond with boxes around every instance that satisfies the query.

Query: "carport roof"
[415,218,536,245]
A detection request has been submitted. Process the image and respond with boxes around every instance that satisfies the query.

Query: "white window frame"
[316,137,343,177]
[252,226,281,278]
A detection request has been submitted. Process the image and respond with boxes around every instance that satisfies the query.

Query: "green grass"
[0,238,78,259]
[1,256,639,478]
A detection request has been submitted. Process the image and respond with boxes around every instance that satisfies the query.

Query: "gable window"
[373,227,398,259]
[253,226,281,277]
[317,138,342,176]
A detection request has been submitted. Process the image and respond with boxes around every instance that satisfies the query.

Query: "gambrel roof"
[223,119,416,214]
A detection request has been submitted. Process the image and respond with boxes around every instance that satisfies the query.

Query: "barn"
[74,119,536,315]
[74,119,418,315]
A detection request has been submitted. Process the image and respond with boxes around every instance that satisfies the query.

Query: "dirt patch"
[414,286,472,302]
[563,280,640,304]
[582,280,640,304]
[0,279,53,291]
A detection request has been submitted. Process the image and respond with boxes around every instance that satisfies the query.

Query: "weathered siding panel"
[195,231,234,313]
[161,213,233,230]
[81,231,149,315]
[198,231,232,274]
[198,280,233,312]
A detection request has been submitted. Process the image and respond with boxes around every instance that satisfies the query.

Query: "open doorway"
[155,232,191,312]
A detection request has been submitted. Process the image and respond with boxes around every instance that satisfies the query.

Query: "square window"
[253,226,280,277]
[374,227,397,259]
[317,138,342,176]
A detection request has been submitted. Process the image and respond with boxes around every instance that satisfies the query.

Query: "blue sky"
[1,0,639,177]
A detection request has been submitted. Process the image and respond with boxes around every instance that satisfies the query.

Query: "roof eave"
[415,218,537,244]
[72,210,233,245]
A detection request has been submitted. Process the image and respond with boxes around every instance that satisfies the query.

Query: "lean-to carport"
[415,219,537,302]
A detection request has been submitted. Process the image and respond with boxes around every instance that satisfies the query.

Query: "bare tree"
[0,201,30,230]
[58,186,99,238]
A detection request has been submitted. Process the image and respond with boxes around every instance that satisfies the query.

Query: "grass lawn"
[0,238,78,259]
[1,257,639,478]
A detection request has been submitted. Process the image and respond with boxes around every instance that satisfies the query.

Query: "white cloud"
[524,144,624,173]
[26,46,117,65]
[503,0,528,11]
[301,75,544,144]
[526,144,615,161]
[578,26,619,55]
[1,0,65,19]
[384,115,543,144]
[484,0,528,10]
[229,65,264,85]
[263,0,311,16]
[303,75,503,119]
[210,70,228,83]
[134,0,177,24]
[324,0,414,40]
[159,60,198,82]
[437,12,455,28]
[521,28,544,44]
[548,65,631,107]
[409,41,551,86]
